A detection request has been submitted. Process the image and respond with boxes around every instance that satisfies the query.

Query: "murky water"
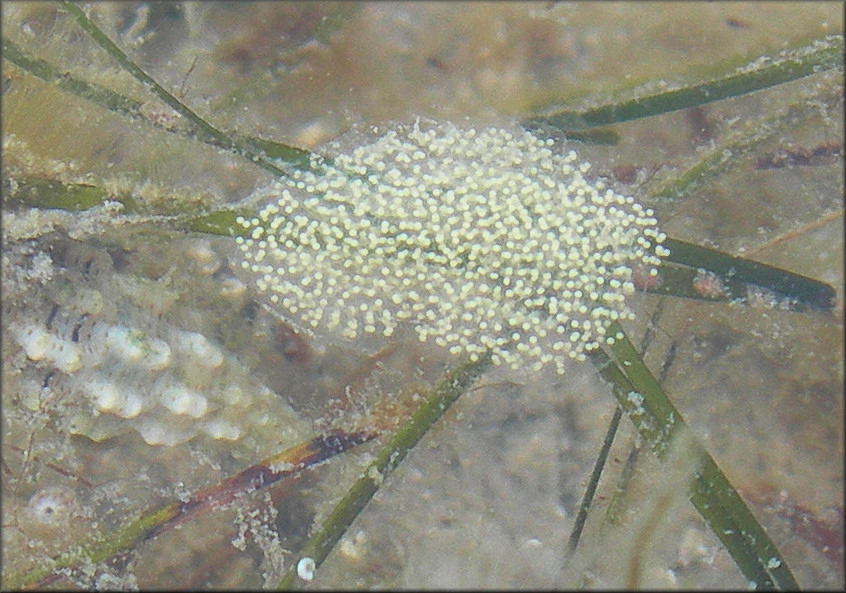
[2,2,842,589]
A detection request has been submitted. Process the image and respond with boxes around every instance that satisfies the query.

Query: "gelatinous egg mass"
[236,119,668,374]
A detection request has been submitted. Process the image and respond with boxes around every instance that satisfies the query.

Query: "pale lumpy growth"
[6,238,312,450]
[236,119,667,374]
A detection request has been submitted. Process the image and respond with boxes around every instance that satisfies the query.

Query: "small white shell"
[297,557,316,582]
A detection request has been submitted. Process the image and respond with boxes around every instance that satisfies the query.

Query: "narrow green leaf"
[2,36,145,118]
[587,322,799,590]
[60,1,316,177]
[659,237,837,311]
[524,34,843,132]
[4,35,322,178]
[276,352,493,589]
[644,88,833,202]
[3,431,373,590]
[182,209,253,237]
[567,406,623,555]
[4,177,136,212]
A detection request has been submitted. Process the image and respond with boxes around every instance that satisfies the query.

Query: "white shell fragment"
[297,557,316,582]
[237,118,668,374]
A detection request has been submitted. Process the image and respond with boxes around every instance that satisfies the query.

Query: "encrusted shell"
[5,235,311,452]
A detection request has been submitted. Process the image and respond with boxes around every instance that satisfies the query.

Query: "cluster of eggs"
[236,118,668,374]
[6,118,669,450]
